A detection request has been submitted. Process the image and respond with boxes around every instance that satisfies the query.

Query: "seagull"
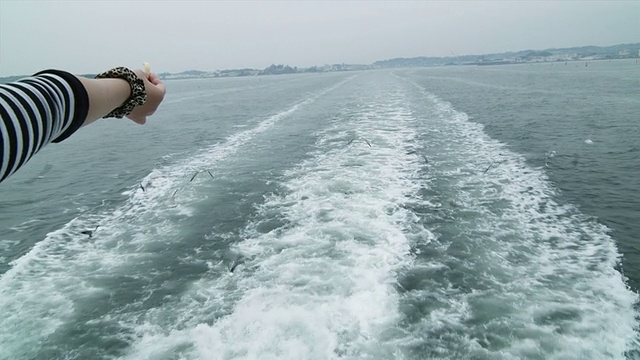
[483,160,505,174]
[190,170,213,182]
[81,225,99,238]
[229,257,243,273]
[347,137,372,147]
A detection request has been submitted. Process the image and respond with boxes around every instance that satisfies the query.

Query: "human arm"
[78,70,165,125]
[0,68,165,183]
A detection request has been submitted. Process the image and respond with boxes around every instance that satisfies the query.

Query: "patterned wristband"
[95,67,148,119]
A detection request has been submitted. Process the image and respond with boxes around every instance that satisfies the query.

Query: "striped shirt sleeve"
[0,70,89,183]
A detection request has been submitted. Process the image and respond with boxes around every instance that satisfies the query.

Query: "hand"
[127,70,166,125]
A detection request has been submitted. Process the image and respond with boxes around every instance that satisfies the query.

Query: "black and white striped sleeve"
[0,70,89,182]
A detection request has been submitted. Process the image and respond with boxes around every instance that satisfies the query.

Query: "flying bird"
[81,225,99,238]
[229,257,243,273]
[347,137,372,147]
[483,160,505,174]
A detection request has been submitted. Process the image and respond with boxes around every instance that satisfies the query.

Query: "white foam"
[122,81,431,359]
[0,79,352,359]
[5,71,636,359]
[125,74,639,359]
[396,81,639,358]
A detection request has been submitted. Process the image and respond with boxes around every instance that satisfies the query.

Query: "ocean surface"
[0,59,639,359]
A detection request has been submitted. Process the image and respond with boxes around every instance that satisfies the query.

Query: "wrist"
[95,67,148,119]
[104,78,131,106]
[78,76,132,124]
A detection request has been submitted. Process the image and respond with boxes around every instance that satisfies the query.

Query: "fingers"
[144,72,166,96]
[137,69,164,92]
[125,68,165,125]
[148,72,163,85]
[148,79,166,103]
[154,82,166,97]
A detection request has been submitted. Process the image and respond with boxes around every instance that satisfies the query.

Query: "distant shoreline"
[156,57,640,81]
[1,42,638,83]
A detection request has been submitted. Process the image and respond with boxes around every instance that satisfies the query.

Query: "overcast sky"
[0,1,638,76]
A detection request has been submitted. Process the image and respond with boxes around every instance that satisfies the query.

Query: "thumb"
[128,114,147,125]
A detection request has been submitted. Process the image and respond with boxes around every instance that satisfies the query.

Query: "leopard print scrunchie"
[95,67,148,119]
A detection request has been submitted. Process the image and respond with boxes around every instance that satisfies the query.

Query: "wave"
[121,78,426,359]
[0,77,352,359]
[394,78,639,359]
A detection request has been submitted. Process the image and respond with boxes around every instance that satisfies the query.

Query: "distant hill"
[0,75,24,84]
[373,43,640,68]
[1,43,637,82]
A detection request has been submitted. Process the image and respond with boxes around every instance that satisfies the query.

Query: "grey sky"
[0,1,638,76]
